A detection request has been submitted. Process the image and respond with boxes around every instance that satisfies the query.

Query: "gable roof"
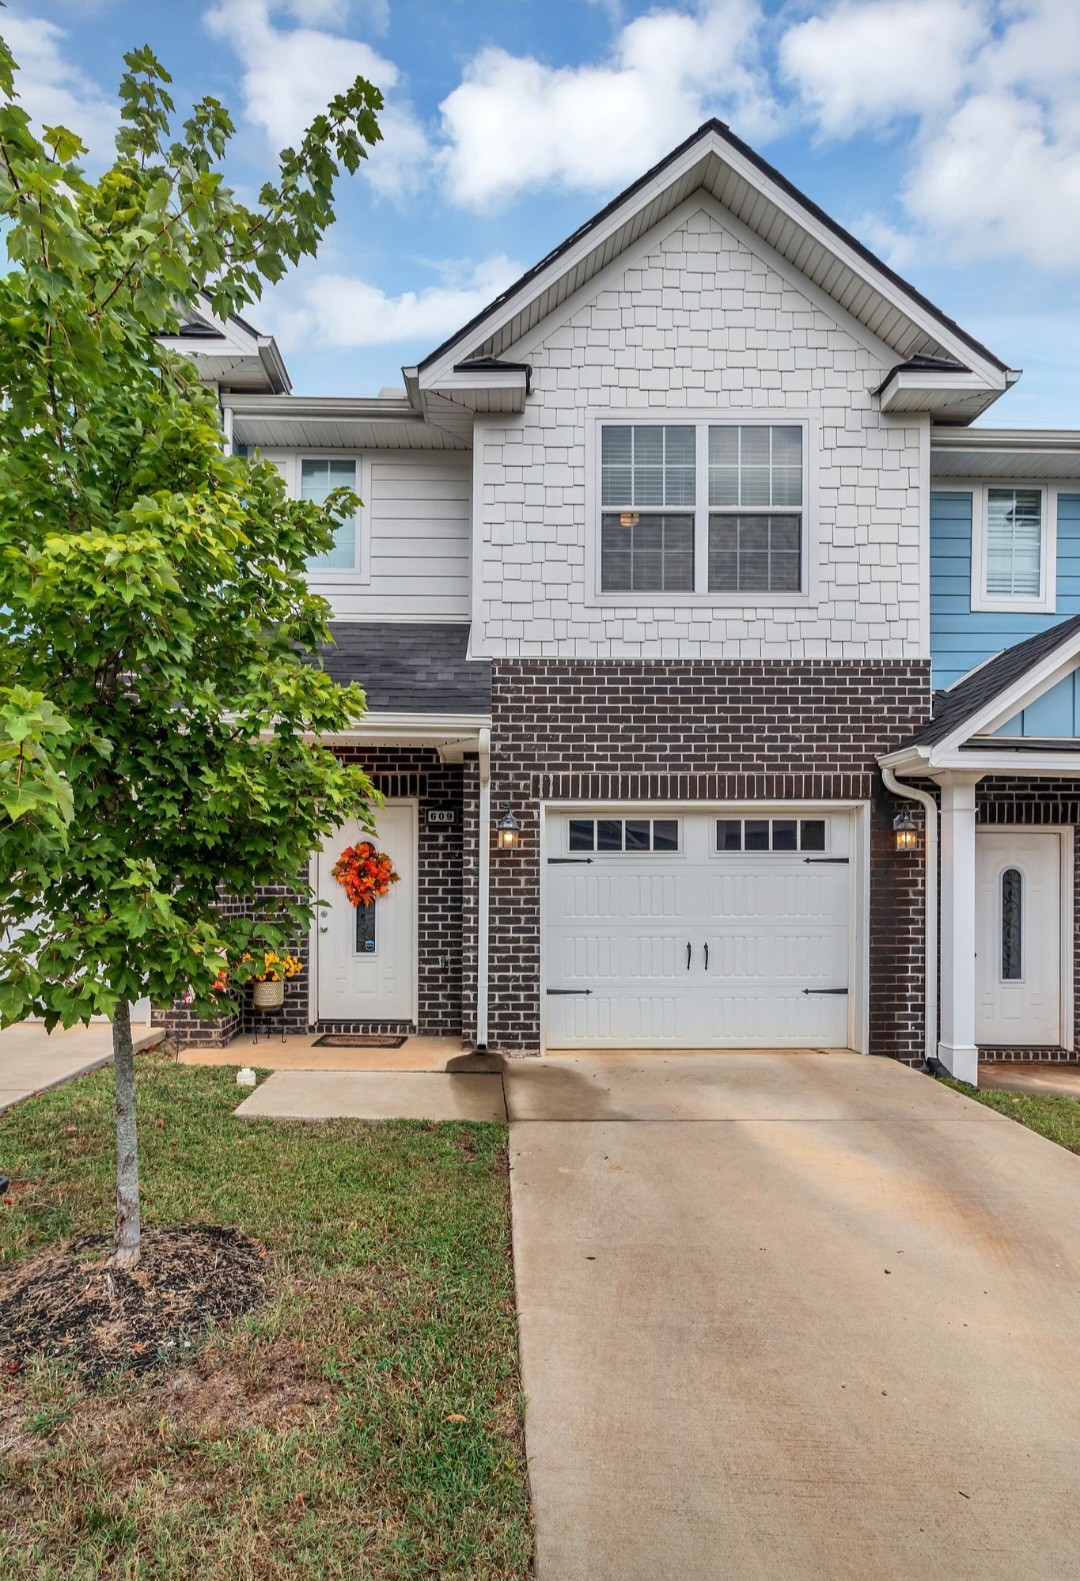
[417,119,1013,402]
[162,294,291,395]
[905,616,1080,751]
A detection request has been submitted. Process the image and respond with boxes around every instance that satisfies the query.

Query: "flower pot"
[253,979,285,1010]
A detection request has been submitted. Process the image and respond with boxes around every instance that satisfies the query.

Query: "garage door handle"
[803,987,849,995]
[547,988,593,996]
[704,942,709,971]
[687,942,692,970]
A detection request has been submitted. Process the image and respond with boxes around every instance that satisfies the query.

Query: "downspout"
[476,727,491,1049]
[881,766,938,1070]
[221,400,234,456]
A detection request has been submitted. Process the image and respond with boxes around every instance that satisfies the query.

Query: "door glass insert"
[355,899,377,955]
[1001,868,1022,981]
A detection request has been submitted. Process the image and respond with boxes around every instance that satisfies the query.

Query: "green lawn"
[940,1079,1080,1154]
[0,1055,532,1580]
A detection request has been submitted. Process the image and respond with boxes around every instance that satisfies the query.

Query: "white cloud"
[905,89,1080,265]
[779,0,986,137]
[205,0,429,196]
[781,0,1080,270]
[265,254,523,349]
[438,0,777,209]
[1,10,118,157]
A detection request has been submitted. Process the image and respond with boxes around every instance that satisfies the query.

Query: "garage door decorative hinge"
[546,988,594,996]
[802,987,849,995]
[548,857,593,864]
[803,857,849,864]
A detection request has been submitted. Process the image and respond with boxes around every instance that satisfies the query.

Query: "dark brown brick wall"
[156,747,466,1047]
[487,658,933,1059]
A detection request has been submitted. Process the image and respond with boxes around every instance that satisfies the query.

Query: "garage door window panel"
[714,817,830,854]
[566,818,681,854]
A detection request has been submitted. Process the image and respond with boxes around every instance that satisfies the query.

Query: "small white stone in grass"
[236,1067,257,1088]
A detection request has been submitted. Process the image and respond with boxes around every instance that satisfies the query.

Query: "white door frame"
[310,799,420,1025]
[538,799,871,1054]
[975,824,1073,1049]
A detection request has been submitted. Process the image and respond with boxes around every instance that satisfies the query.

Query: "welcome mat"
[311,1034,408,1049]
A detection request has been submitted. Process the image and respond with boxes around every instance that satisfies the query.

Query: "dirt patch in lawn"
[0,1225,265,1379]
[151,1345,336,1431]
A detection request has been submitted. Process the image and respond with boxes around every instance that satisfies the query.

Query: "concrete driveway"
[503,1051,1080,1581]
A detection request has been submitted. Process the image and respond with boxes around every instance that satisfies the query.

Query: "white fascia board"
[418,125,1009,393]
[314,711,490,741]
[932,749,1080,777]
[225,394,418,421]
[878,368,1004,411]
[931,637,1080,758]
[931,427,1080,451]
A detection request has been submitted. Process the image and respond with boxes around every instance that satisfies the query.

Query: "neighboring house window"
[301,457,359,572]
[969,483,1054,613]
[596,419,806,598]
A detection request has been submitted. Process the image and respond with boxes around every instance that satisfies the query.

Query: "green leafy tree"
[0,31,384,1266]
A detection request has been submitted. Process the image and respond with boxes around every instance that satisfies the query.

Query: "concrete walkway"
[504,1051,1080,1581]
[0,1020,158,1113]
[980,1060,1080,1097]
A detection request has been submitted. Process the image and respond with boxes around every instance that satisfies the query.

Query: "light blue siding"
[992,669,1080,737]
[931,490,1080,689]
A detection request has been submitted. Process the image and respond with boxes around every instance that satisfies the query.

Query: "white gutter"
[881,766,938,1069]
[477,727,491,1050]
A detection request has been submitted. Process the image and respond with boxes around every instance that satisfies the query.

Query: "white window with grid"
[592,416,810,601]
[969,482,1055,614]
[301,456,362,574]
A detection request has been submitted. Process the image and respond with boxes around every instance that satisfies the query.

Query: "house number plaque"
[427,808,457,827]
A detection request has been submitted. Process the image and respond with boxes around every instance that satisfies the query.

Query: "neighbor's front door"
[975,830,1064,1047]
[316,803,416,1023]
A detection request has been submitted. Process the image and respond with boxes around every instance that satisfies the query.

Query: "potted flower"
[243,950,303,1010]
[331,841,399,907]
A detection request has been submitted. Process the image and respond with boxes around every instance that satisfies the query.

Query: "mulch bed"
[0,1225,265,1380]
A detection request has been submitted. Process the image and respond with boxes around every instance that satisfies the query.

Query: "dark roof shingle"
[906,616,1080,749]
[315,623,490,715]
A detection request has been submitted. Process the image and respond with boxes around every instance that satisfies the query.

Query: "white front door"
[316,803,417,1022]
[975,830,1065,1046]
[544,809,853,1049]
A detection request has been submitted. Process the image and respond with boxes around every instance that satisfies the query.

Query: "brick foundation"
[487,658,933,1059]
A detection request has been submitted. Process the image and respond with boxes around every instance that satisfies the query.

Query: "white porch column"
[936,772,982,1084]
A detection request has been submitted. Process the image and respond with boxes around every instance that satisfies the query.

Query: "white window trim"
[584,409,818,608]
[961,479,1057,615]
[290,450,372,584]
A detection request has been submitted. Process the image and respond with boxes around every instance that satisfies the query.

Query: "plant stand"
[251,1003,287,1045]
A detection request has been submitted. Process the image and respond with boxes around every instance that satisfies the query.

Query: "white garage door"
[544,809,853,1049]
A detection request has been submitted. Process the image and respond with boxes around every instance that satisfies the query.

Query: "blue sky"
[5,0,1080,423]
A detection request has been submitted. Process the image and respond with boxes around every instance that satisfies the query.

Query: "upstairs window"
[597,420,806,599]
[969,483,1054,613]
[301,457,359,572]
[985,488,1042,598]
[600,426,695,592]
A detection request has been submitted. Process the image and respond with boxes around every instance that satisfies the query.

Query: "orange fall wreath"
[331,841,400,907]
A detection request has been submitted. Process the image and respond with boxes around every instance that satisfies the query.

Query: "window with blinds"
[600,425,695,592]
[985,488,1042,599]
[301,457,359,571]
[598,421,805,596]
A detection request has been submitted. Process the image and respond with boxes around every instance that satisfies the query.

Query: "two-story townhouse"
[163,120,1080,1088]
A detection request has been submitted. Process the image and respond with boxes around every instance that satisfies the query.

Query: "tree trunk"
[107,997,141,1269]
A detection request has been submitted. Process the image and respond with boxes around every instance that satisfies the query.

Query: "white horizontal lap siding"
[262,449,471,620]
[325,454,471,619]
[476,202,926,660]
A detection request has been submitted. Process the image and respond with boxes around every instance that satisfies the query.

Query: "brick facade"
[156,747,467,1047]
[486,656,932,1059]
